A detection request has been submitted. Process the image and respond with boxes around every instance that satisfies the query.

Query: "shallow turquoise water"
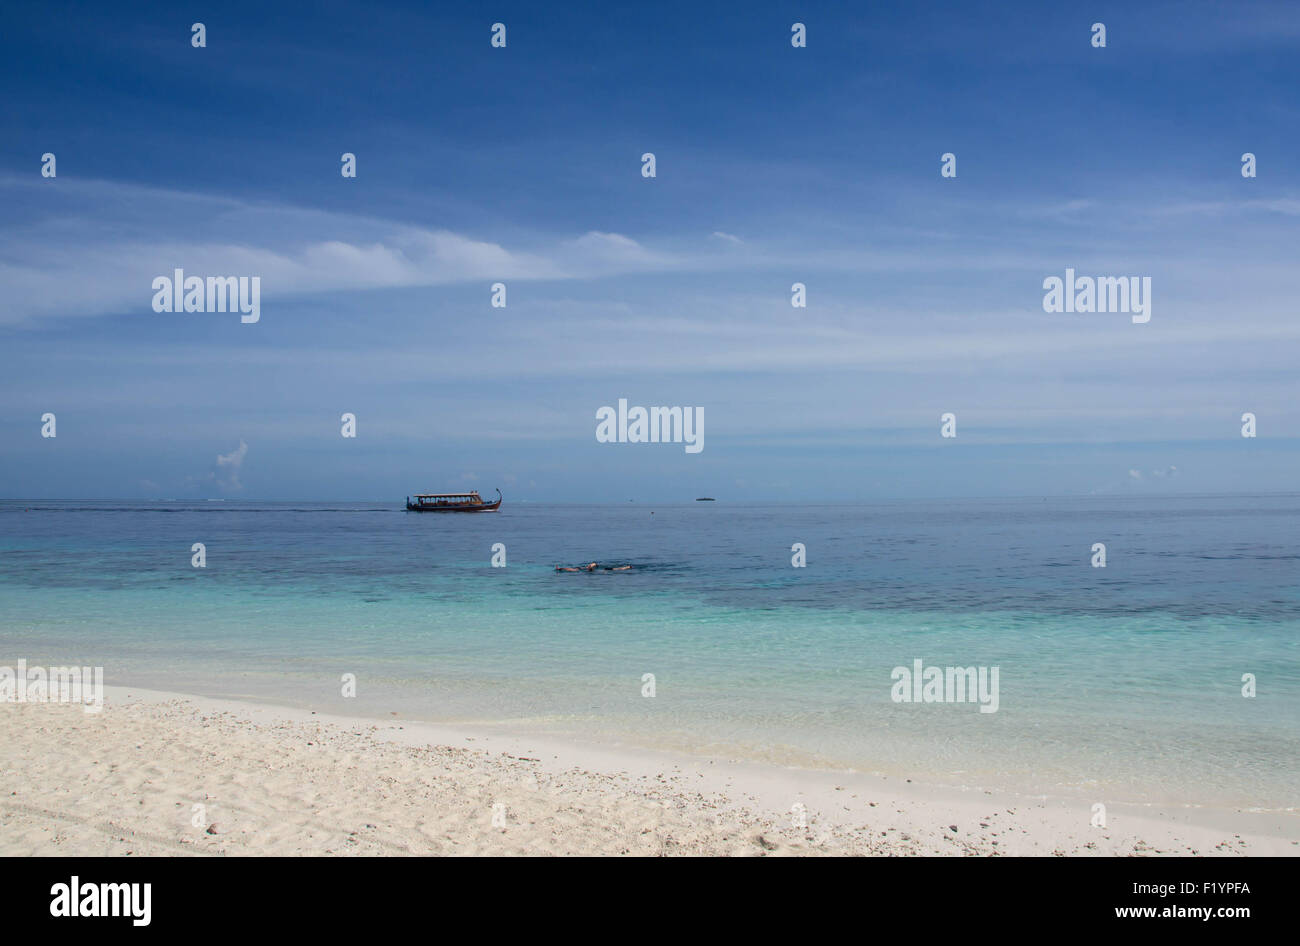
[2,496,1297,807]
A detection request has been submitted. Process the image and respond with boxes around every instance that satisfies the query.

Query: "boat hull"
[405,500,501,512]
[405,488,502,513]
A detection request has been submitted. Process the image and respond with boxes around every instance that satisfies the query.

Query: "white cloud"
[215,440,249,491]
[563,230,667,267]
[0,178,680,326]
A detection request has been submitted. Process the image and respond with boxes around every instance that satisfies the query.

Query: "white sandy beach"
[0,686,1294,857]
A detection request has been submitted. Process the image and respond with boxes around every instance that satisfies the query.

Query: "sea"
[2,494,1297,809]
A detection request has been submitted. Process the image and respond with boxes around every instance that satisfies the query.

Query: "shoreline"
[1,685,1295,856]
[4,634,1293,813]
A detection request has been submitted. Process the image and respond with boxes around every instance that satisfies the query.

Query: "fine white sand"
[1,686,1295,856]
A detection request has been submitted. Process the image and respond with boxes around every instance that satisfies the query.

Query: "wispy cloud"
[1018,199,1096,220]
[561,230,669,268]
[1157,198,1300,217]
[0,178,692,326]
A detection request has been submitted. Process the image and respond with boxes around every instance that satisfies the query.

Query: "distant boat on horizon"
[405,489,502,513]
[695,497,716,501]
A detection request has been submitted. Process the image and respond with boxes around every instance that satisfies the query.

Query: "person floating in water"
[555,562,631,572]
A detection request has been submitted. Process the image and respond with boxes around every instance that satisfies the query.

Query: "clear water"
[1,495,1297,809]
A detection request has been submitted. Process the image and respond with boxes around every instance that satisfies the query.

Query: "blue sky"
[2,0,1298,500]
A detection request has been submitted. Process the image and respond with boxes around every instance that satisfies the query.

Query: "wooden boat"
[405,489,502,512]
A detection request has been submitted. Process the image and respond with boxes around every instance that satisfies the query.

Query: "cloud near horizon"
[214,440,249,492]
